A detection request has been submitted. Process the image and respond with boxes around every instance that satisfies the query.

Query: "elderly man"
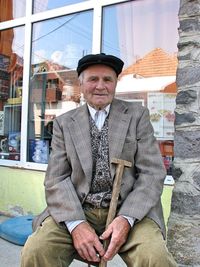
[21,53,177,267]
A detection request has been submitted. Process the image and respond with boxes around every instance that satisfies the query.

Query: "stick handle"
[106,164,124,226]
[99,165,125,267]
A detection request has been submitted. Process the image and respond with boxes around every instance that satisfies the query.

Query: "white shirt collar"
[87,104,110,121]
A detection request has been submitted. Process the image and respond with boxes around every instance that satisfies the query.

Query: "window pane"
[28,11,92,164]
[33,0,88,13]
[0,26,24,160]
[0,0,26,22]
[102,0,179,177]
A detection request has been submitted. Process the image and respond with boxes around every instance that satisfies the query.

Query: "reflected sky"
[33,0,87,13]
[31,11,93,68]
[30,0,179,70]
[102,0,179,67]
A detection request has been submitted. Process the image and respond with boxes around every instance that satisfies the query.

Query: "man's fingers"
[94,241,105,257]
[103,241,120,261]
[78,245,101,262]
[77,247,88,260]
[76,235,105,262]
[100,226,113,240]
[100,217,131,261]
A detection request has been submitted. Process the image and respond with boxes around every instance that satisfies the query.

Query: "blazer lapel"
[68,105,93,183]
[108,99,132,178]
[68,100,131,181]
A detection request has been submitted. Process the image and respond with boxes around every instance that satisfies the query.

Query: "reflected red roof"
[120,48,178,78]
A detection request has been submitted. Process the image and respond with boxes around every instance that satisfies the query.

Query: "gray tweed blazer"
[33,98,167,237]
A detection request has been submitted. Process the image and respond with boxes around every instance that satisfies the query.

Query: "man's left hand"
[99,215,131,261]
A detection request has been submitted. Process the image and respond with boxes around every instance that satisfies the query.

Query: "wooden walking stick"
[99,158,132,267]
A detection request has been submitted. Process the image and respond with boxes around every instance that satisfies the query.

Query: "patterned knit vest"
[84,115,112,208]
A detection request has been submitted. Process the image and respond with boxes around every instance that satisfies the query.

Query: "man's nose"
[96,80,106,89]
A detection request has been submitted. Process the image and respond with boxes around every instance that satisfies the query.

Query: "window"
[0,0,179,170]
[0,26,24,160]
[102,0,179,175]
[28,11,92,164]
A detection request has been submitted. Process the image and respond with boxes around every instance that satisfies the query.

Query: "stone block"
[177,66,200,87]
[167,214,200,266]
[175,112,195,125]
[179,0,200,17]
[180,17,200,33]
[174,130,200,158]
[171,190,200,215]
[176,90,197,104]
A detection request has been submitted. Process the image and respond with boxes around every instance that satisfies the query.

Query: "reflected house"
[0,1,14,107]
[119,48,177,78]
[116,48,178,176]
[29,61,79,140]
[31,61,80,104]
[116,48,178,104]
[0,8,24,160]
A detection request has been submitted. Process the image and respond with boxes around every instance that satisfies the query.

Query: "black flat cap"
[77,53,124,76]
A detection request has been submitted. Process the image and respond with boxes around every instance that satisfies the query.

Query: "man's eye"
[104,78,112,82]
[89,77,97,82]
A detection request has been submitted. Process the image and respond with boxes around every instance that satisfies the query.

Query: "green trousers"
[21,208,177,267]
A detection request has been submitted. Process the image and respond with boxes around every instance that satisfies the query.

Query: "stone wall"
[167,0,200,266]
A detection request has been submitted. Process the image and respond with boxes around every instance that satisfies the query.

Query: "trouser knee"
[133,242,177,267]
[21,235,45,264]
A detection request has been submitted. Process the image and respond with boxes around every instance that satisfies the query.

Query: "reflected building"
[116,48,178,176]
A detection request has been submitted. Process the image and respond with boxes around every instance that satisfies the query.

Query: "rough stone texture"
[179,0,200,17]
[167,0,200,266]
[172,166,183,181]
[174,130,200,158]
[179,51,200,62]
[175,111,195,125]
[169,158,200,265]
[171,191,200,215]
[176,66,200,87]
[180,17,200,32]
[176,90,197,104]
[178,43,200,61]
[167,214,200,266]
[193,171,200,187]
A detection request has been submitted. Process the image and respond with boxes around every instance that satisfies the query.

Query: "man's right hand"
[71,222,105,262]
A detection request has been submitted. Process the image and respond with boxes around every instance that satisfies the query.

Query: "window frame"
[0,0,129,170]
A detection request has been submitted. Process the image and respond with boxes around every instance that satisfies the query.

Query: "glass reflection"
[0,26,24,160]
[0,0,26,22]
[102,0,179,177]
[33,0,87,14]
[28,11,92,163]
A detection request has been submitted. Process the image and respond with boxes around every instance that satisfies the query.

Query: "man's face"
[79,64,118,110]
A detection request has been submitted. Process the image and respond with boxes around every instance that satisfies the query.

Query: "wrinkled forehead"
[82,64,117,78]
